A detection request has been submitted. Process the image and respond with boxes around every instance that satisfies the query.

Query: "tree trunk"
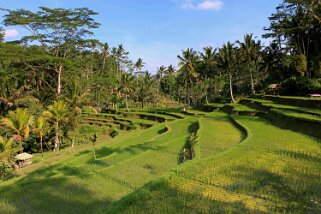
[71,135,76,148]
[205,88,209,105]
[229,70,236,103]
[54,124,60,151]
[40,132,44,157]
[125,95,129,110]
[249,67,255,95]
[57,65,62,96]
[19,141,23,154]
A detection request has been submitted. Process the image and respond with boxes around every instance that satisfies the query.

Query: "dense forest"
[1,0,321,176]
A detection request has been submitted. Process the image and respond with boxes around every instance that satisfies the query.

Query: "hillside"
[1,100,321,213]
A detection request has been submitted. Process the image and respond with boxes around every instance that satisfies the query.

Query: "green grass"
[245,98,321,116]
[106,115,321,213]
[231,104,258,112]
[1,107,321,213]
[0,116,199,213]
[271,108,321,122]
[198,111,243,159]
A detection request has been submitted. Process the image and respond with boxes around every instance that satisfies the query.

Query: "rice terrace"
[0,0,321,213]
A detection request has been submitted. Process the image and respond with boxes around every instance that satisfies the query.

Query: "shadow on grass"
[104,178,256,214]
[0,166,111,214]
[226,165,321,213]
[178,121,200,164]
[275,149,321,164]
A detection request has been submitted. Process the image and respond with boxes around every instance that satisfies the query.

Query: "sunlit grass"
[107,115,321,213]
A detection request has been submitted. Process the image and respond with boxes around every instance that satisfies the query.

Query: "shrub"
[281,77,321,96]
[180,132,198,162]
[109,129,119,138]
[0,163,13,178]
[82,106,98,114]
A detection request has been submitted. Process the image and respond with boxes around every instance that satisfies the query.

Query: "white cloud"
[182,0,223,10]
[4,29,19,39]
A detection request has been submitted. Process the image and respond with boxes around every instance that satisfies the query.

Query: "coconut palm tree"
[200,46,217,78]
[44,101,69,151]
[1,108,34,153]
[219,42,237,103]
[238,34,262,94]
[118,73,135,110]
[177,48,200,106]
[33,116,50,156]
[166,65,176,76]
[112,44,129,76]
[100,43,110,72]
[156,66,167,93]
[135,72,155,108]
[134,58,145,73]
[0,136,18,166]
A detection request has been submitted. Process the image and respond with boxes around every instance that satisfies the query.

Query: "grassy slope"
[198,111,243,159]
[0,116,199,214]
[106,113,321,213]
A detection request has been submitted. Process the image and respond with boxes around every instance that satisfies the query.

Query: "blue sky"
[0,0,282,72]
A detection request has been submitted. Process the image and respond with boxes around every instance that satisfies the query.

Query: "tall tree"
[156,66,167,93]
[44,101,69,151]
[100,43,110,72]
[1,108,34,153]
[112,44,130,76]
[0,137,18,173]
[3,7,100,96]
[238,34,261,94]
[134,58,145,73]
[118,73,135,110]
[177,48,199,106]
[200,46,217,78]
[33,116,50,156]
[166,65,176,76]
[264,0,321,77]
[219,42,237,103]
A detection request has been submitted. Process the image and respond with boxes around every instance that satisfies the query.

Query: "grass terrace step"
[0,117,199,213]
[107,115,321,213]
[242,98,321,117]
[252,95,321,109]
[220,103,259,116]
[198,111,244,159]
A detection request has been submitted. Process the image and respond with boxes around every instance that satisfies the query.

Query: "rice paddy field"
[1,98,321,213]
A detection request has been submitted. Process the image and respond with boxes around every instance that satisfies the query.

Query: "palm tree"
[118,73,135,110]
[156,66,167,93]
[33,116,50,156]
[219,42,237,103]
[1,108,34,153]
[135,72,154,108]
[134,58,145,73]
[112,44,129,77]
[100,43,110,72]
[166,65,176,76]
[177,48,200,106]
[237,34,261,94]
[0,137,18,167]
[200,46,217,78]
[44,101,69,151]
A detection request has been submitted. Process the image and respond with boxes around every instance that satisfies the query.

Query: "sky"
[0,0,282,73]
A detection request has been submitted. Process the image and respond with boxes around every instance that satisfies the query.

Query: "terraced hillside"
[107,112,321,213]
[1,102,321,214]
[0,110,199,213]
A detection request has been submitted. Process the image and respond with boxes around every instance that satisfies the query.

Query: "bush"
[82,106,98,114]
[79,126,100,135]
[281,77,321,96]
[0,163,13,178]
[109,129,119,138]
